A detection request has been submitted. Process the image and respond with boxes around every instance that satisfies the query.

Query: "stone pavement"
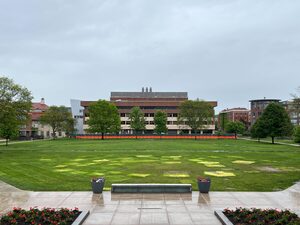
[0,181,299,225]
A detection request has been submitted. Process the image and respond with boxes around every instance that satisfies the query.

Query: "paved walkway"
[0,181,299,225]
[239,137,300,147]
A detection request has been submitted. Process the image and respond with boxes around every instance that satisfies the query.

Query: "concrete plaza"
[0,181,299,225]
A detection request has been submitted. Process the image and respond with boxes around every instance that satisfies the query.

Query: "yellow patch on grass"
[128,173,150,178]
[204,171,236,177]
[164,172,190,178]
[232,160,255,165]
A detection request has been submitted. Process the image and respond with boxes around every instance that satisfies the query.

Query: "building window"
[58,131,62,137]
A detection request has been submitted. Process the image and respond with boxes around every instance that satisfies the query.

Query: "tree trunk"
[6,138,8,146]
[101,132,104,140]
[271,136,275,144]
[235,133,237,139]
[52,128,56,139]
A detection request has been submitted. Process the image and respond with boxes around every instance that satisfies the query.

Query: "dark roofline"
[249,99,281,102]
[111,92,188,98]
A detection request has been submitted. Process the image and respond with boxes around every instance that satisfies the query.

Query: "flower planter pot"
[197,177,211,193]
[91,177,105,194]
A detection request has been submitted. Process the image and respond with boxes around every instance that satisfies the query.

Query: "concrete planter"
[197,177,211,193]
[91,177,105,194]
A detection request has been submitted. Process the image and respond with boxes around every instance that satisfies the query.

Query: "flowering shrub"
[223,208,300,225]
[197,177,210,182]
[0,207,80,225]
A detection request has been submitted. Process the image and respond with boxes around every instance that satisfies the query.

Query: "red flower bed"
[223,208,300,225]
[0,207,80,225]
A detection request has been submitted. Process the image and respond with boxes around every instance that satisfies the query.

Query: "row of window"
[120,113,178,118]
[120,121,213,125]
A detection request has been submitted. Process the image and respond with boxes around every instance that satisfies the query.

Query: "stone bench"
[111,184,192,193]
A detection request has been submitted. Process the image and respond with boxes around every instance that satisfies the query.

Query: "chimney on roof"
[142,87,144,92]
[41,98,45,104]
[150,87,152,92]
[146,87,148,92]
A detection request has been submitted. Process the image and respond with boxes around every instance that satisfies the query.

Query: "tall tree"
[251,103,293,144]
[87,100,120,139]
[226,121,245,139]
[40,106,74,138]
[129,107,145,136]
[0,77,32,146]
[179,100,214,134]
[154,110,167,134]
[293,126,300,143]
[290,86,300,126]
[250,117,268,141]
[219,112,229,132]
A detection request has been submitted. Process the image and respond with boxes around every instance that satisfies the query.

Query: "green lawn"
[0,139,299,191]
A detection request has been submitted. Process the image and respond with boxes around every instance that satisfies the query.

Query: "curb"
[214,210,233,225]
[72,211,90,225]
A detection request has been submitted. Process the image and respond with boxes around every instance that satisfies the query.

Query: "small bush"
[294,126,300,143]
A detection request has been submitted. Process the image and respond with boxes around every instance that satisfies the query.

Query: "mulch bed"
[223,208,300,225]
[0,207,80,225]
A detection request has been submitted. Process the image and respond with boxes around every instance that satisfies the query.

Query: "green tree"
[0,77,33,146]
[129,107,145,136]
[40,106,74,138]
[250,117,268,141]
[219,112,228,132]
[251,103,293,144]
[293,126,300,143]
[64,117,77,137]
[179,100,214,134]
[87,100,121,139]
[225,121,245,139]
[154,110,167,134]
[290,86,300,126]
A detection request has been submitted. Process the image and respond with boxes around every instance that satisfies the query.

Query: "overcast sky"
[1,0,299,113]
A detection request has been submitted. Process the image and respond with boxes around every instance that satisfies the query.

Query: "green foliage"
[225,121,245,138]
[179,100,214,133]
[0,76,33,145]
[129,107,145,134]
[290,86,300,126]
[40,106,74,137]
[294,126,300,143]
[219,112,228,131]
[154,110,167,134]
[87,100,120,138]
[251,103,293,144]
[250,117,268,139]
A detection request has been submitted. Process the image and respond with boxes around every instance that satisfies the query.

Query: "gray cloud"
[1,0,299,112]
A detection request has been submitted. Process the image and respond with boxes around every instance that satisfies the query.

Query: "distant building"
[281,100,300,126]
[19,98,65,139]
[218,108,250,130]
[70,99,84,134]
[249,98,281,125]
[80,88,218,134]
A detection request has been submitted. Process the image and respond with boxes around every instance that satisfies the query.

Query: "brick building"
[19,98,65,139]
[218,108,250,130]
[249,98,281,125]
[81,88,218,134]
